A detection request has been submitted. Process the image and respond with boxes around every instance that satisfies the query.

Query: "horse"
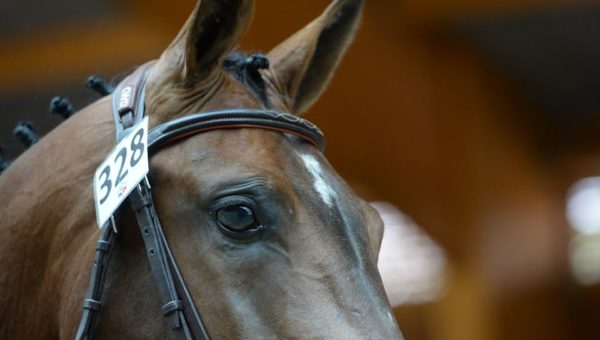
[0,0,403,338]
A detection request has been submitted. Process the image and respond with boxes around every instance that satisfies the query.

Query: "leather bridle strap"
[76,62,197,340]
[115,63,204,340]
[78,62,201,340]
[128,184,207,339]
[130,184,209,339]
[75,224,116,339]
[148,109,324,152]
[77,62,325,339]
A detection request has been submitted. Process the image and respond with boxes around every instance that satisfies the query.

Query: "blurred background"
[1,0,600,339]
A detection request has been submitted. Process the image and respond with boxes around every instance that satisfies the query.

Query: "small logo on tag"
[117,182,128,198]
[119,86,133,109]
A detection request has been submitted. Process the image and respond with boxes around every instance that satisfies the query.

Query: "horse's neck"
[0,96,115,336]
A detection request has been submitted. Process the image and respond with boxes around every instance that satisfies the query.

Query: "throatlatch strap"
[75,226,116,340]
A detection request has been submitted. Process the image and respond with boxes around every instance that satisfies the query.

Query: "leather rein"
[75,62,325,339]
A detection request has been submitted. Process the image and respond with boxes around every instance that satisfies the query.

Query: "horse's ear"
[154,0,254,87]
[266,0,363,114]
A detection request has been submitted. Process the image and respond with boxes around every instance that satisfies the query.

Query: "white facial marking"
[299,154,336,207]
[388,311,396,326]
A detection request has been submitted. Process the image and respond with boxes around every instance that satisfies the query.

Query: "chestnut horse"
[0,0,402,338]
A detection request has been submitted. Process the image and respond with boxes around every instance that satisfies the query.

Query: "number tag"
[93,117,149,228]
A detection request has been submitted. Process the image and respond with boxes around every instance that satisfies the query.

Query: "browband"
[78,61,326,340]
[148,109,325,152]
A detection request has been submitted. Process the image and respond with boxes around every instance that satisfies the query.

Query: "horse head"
[0,0,402,338]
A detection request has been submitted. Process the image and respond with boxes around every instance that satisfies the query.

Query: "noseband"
[76,62,325,339]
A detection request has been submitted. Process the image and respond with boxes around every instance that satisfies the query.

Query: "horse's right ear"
[266,0,363,114]
[151,0,254,88]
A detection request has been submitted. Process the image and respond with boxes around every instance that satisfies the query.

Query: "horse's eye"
[216,204,259,232]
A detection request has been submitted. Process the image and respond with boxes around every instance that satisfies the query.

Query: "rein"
[76,63,325,339]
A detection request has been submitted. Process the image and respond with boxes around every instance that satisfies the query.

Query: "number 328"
[97,128,145,205]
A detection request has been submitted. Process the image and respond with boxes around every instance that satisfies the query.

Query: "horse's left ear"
[153,0,254,87]
[266,0,363,114]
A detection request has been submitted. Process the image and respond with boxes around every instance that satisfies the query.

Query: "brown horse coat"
[0,1,403,338]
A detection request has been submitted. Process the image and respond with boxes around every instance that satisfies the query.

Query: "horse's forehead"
[151,128,338,201]
[152,129,303,182]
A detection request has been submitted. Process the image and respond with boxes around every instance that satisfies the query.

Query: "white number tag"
[93,117,149,228]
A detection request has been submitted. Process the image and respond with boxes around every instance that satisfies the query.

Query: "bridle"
[76,62,325,339]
